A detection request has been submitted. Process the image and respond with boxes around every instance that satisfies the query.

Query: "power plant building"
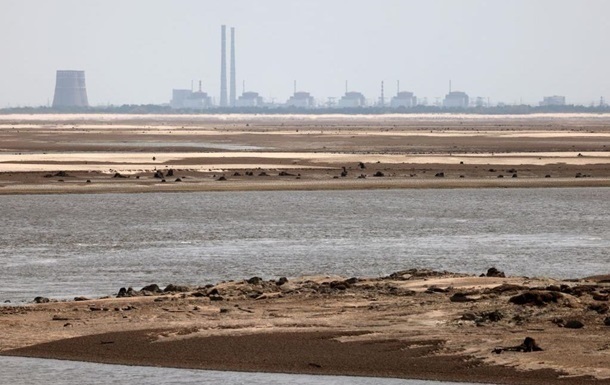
[235,91,264,107]
[52,70,89,108]
[170,84,212,109]
[286,91,315,108]
[443,91,469,108]
[391,91,417,108]
[540,95,566,106]
[338,91,366,108]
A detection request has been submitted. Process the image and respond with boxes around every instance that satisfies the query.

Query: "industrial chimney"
[52,70,89,108]
[230,27,236,107]
[220,25,228,107]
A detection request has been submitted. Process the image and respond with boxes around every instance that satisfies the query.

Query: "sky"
[1,0,610,107]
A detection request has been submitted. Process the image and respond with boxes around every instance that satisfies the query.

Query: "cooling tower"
[230,27,236,107]
[52,70,89,108]
[220,25,228,107]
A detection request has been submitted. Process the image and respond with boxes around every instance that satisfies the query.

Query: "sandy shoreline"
[1,114,609,194]
[2,270,610,384]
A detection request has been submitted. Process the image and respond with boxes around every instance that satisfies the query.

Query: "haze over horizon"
[2,0,610,107]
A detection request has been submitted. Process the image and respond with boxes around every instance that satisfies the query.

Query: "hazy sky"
[2,0,610,107]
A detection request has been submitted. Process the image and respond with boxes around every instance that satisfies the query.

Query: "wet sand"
[1,114,609,194]
[2,270,610,384]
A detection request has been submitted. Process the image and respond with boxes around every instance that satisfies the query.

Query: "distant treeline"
[2,104,610,115]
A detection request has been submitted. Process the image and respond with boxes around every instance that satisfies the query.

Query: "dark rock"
[492,337,543,354]
[497,175,504,178]
[330,281,348,290]
[163,284,191,293]
[153,170,164,179]
[572,285,598,296]
[113,172,127,178]
[208,294,223,301]
[593,294,609,301]
[126,287,137,296]
[207,288,220,296]
[604,317,610,326]
[545,285,561,292]
[34,296,50,304]
[426,286,449,294]
[276,277,289,286]
[54,171,69,177]
[345,277,358,285]
[564,320,584,329]
[479,310,504,322]
[258,172,269,177]
[358,162,366,169]
[166,169,174,177]
[278,171,295,176]
[140,284,161,293]
[486,267,506,278]
[509,290,562,306]
[588,303,609,314]
[86,179,91,183]
[74,296,90,301]
[450,292,476,302]
[357,174,366,179]
[545,175,551,178]
[117,287,127,297]
[434,172,445,177]
[373,171,385,177]
[512,173,518,178]
[175,178,182,182]
[233,172,242,176]
[217,176,227,181]
[247,276,263,285]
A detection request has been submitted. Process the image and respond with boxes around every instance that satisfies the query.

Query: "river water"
[0,188,608,384]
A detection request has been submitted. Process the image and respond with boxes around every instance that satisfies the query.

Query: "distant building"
[540,95,566,106]
[235,91,264,107]
[286,91,315,108]
[170,89,212,109]
[390,91,417,108]
[52,70,89,108]
[338,91,366,108]
[443,91,469,108]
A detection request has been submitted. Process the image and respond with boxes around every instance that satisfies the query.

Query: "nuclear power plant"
[52,70,89,108]
[167,25,481,110]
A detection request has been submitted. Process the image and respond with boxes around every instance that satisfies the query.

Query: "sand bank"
[2,270,610,384]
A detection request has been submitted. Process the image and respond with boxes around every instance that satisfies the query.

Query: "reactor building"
[52,70,89,108]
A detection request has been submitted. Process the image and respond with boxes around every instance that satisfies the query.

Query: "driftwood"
[492,337,543,354]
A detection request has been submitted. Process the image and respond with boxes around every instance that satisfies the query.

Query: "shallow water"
[0,356,490,385]
[1,187,607,383]
[0,188,608,303]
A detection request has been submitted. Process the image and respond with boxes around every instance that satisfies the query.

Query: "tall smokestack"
[52,70,89,108]
[220,25,228,107]
[230,27,236,107]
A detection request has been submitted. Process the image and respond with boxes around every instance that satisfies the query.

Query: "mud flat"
[2,269,610,384]
[1,114,609,194]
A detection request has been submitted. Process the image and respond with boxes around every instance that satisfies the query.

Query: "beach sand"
[1,270,610,384]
